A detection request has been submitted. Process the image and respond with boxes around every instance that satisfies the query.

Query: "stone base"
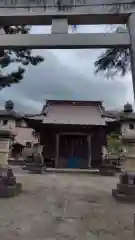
[0,183,22,198]
[117,183,135,195]
[112,171,135,202]
[112,189,135,202]
[23,164,45,174]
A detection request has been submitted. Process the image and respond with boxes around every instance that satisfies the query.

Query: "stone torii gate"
[0,1,135,93]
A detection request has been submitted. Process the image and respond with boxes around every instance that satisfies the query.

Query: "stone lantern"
[120,103,135,171]
[0,128,22,197]
[112,103,135,201]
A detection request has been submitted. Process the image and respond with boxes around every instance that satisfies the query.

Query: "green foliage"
[107,133,122,154]
[95,48,130,78]
[94,25,130,77]
[0,26,44,89]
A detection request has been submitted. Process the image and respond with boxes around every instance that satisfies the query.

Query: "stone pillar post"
[0,129,14,166]
[51,18,68,34]
[128,13,135,98]
[0,138,10,166]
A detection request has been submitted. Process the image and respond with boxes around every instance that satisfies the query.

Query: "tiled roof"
[0,109,22,118]
[27,100,106,126]
[43,105,105,125]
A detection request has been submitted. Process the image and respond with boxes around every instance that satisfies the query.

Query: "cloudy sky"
[0,24,133,113]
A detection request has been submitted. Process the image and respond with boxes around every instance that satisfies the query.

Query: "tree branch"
[0,67,25,89]
[94,26,130,77]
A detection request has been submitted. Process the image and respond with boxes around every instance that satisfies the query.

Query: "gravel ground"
[0,171,134,240]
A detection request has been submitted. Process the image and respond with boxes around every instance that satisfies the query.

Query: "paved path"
[0,173,134,240]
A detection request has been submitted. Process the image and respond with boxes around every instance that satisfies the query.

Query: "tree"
[94,1,135,77]
[107,133,123,154]
[0,26,44,90]
[94,26,130,78]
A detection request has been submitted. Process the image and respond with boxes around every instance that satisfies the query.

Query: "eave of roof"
[46,99,103,106]
[0,110,22,119]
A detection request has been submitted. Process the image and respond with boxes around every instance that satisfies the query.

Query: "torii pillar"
[128,13,135,99]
